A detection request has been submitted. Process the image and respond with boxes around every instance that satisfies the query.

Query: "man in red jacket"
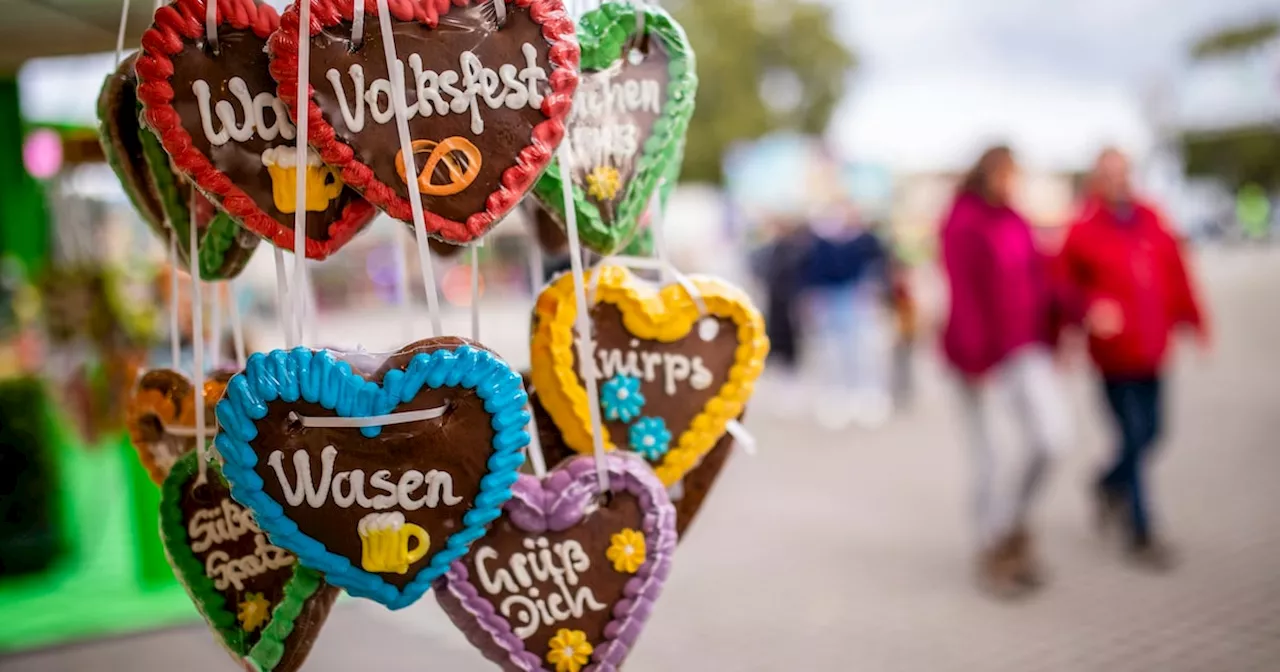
[1059,148,1209,569]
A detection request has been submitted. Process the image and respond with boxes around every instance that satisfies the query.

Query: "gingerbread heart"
[97,54,259,280]
[531,3,695,255]
[530,265,768,486]
[435,453,675,671]
[268,0,579,244]
[127,367,234,485]
[161,451,338,671]
[136,0,377,260]
[523,373,739,539]
[214,338,530,608]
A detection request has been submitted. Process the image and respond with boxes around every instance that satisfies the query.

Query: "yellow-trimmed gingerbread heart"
[530,265,768,486]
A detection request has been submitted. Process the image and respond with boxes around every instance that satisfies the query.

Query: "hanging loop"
[205,0,219,54]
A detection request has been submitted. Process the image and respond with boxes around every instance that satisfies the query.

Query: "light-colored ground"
[8,246,1280,671]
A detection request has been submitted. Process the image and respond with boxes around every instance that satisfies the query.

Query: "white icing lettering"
[474,537,606,640]
[323,45,549,136]
[192,77,296,147]
[266,447,461,510]
[205,533,295,591]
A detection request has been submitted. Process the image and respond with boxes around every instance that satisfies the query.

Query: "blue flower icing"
[629,416,672,461]
[214,344,529,610]
[601,374,645,422]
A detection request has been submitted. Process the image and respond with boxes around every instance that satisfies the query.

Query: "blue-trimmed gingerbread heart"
[215,338,529,609]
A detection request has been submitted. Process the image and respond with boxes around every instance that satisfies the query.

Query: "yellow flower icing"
[605,528,646,573]
[546,628,593,672]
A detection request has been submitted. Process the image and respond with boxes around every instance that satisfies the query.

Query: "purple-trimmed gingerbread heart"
[435,453,675,671]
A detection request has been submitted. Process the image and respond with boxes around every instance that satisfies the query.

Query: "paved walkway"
[8,247,1280,671]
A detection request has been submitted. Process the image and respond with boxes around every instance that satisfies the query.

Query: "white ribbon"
[557,140,610,492]
[287,406,447,428]
[115,0,131,67]
[291,0,311,347]
[376,0,443,338]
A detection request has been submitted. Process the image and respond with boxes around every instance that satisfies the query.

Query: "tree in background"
[667,0,855,184]
[1181,17,1280,191]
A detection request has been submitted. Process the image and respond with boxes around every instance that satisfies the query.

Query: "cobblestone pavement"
[8,247,1280,671]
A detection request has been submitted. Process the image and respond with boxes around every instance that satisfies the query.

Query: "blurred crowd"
[751,145,1209,600]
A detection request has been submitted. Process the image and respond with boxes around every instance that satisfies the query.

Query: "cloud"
[828,0,1278,171]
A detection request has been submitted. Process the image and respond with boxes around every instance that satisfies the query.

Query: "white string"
[523,239,548,480]
[227,280,247,368]
[376,0,443,338]
[189,204,208,486]
[168,231,181,370]
[208,282,222,368]
[352,0,366,48]
[726,419,756,456]
[273,247,296,348]
[558,140,610,492]
[167,423,219,438]
[291,0,311,348]
[114,0,131,67]
[393,229,413,343]
[204,0,218,54]
[288,406,446,428]
[469,244,481,341]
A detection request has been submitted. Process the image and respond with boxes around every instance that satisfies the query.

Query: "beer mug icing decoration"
[531,3,696,255]
[268,0,580,244]
[530,265,769,486]
[214,339,531,608]
[160,452,339,672]
[97,53,259,280]
[127,368,234,485]
[435,454,675,671]
[135,0,377,260]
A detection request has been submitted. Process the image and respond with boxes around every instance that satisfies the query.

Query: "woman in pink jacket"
[941,146,1071,598]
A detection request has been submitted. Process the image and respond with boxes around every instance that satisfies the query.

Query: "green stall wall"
[0,77,196,652]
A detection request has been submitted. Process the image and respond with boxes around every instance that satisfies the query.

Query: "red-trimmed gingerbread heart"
[136,0,377,260]
[268,0,579,244]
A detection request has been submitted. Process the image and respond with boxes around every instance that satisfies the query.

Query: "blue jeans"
[1100,375,1163,544]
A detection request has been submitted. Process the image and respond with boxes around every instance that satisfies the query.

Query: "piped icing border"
[530,265,769,486]
[436,453,676,671]
[531,2,697,255]
[135,0,377,260]
[160,450,329,671]
[214,344,530,609]
[268,0,580,244]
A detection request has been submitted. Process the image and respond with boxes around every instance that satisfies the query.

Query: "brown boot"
[976,535,1030,600]
[1006,526,1047,589]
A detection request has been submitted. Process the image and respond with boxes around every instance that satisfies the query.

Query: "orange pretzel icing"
[530,266,770,486]
[395,137,483,197]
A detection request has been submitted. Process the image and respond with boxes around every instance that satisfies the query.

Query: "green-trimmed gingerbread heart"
[532,3,696,255]
[160,451,337,672]
[96,55,259,281]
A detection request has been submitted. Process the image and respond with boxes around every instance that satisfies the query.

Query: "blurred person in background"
[941,145,1071,598]
[805,204,891,429]
[1058,148,1209,571]
[751,216,814,418]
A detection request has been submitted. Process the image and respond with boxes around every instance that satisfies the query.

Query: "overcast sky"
[829,0,1280,171]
